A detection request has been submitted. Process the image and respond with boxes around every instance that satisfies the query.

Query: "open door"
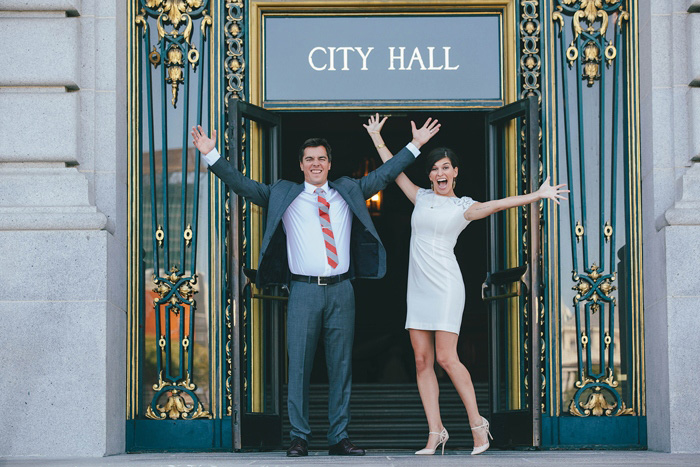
[228,99,284,450]
[482,96,541,448]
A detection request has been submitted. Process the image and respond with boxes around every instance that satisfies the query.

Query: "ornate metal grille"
[552,0,634,417]
[135,0,213,421]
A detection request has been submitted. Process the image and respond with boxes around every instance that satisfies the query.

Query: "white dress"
[405,188,477,335]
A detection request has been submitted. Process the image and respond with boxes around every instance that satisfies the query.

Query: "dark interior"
[280,110,489,386]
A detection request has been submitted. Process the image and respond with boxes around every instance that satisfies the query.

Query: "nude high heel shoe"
[415,428,449,455]
[470,416,493,455]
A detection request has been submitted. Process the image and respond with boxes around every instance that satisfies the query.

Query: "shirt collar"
[304,181,330,194]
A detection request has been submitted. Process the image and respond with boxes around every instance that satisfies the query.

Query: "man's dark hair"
[298,138,332,162]
[425,147,460,175]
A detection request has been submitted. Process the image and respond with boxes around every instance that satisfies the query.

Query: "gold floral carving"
[145,405,166,420]
[166,46,184,106]
[147,377,211,419]
[137,1,210,107]
[158,390,192,419]
[582,41,601,85]
[580,390,615,416]
[554,0,627,86]
[146,0,203,28]
[570,368,633,416]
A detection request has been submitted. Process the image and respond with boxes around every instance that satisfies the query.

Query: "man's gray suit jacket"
[209,146,416,287]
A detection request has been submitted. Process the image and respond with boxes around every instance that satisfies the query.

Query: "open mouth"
[436,177,448,189]
[310,169,323,174]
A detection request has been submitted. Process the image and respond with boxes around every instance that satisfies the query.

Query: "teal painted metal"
[133,0,214,440]
[127,419,232,452]
[550,0,641,440]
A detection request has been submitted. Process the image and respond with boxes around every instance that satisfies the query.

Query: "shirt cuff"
[406,142,420,157]
[202,147,221,166]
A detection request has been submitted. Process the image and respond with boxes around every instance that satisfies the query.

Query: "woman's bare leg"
[409,329,444,449]
[434,331,488,447]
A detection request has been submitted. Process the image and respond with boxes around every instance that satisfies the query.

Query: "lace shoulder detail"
[453,196,477,212]
[416,188,433,198]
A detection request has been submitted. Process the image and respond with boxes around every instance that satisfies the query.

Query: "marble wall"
[0,0,127,457]
[640,0,700,453]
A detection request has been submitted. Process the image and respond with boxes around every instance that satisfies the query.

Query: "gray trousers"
[286,279,355,445]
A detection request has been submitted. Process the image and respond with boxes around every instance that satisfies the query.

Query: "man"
[191,117,440,456]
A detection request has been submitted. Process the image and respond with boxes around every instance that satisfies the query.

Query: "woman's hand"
[191,125,217,155]
[363,113,388,135]
[410,118,441,149]
[536,176,569,204]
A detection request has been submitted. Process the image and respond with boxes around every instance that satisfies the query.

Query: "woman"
[364,114,567,456]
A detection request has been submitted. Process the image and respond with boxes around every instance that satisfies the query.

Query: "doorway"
[278,111,490,448]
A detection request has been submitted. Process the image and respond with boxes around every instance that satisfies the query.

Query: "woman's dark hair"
[298,138,332,162]
[425,147,459,175]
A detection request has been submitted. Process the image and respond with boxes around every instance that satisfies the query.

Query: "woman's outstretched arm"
[363,113,439,204]
[464,176,568,221]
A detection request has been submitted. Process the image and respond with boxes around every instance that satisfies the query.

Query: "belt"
[291,272,351,286]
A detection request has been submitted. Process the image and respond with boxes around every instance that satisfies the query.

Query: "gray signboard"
[263,15,502,105]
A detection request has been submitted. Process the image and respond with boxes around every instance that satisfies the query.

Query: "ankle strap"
[428,431,441,435]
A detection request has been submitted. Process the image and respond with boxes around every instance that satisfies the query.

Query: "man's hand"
[191,125,217,155]
[410,118,441,149]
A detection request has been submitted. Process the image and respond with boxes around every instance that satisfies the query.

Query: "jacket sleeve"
[358,146,416,199]
[209,156,271,208]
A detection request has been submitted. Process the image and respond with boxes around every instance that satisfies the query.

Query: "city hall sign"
[262,15,503,105]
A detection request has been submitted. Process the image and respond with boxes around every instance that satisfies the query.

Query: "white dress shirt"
[283,181,352,276]
[202,143,420,276]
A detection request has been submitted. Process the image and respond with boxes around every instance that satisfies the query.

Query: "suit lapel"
[329,180,364,219]
[274,182,304,220]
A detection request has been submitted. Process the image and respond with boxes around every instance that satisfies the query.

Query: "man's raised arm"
[192,125,271,207]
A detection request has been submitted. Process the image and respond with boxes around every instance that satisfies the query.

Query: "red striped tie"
[315,188,338,269]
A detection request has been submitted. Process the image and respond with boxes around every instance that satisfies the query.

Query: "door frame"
[483,95,541,447]
[228,99,284,450]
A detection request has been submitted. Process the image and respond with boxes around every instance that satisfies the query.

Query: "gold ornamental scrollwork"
[184,224,193,247]
[603,222,613,242]
[520,0,541,101]
[569,368,633,416]
[137,0,210,107]
[580,390,615,416]
[572,263,616,311]
[165,44,184,106]
[154,389,212,420]
[223,0,246,418]
[553,0,628,87]
[147,376,212,420]
[155,225,165,247]
[145,0,204,28]
[582,40,601,85]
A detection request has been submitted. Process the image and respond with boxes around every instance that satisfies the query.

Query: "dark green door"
[228,100,284,450]
[482,96,541,448]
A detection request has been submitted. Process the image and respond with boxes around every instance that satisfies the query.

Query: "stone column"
[640,0,700,453]
[0,0,127,457]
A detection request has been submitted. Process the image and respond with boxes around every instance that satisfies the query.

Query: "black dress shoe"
[286,437,308,457]
[329,438,365,456]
